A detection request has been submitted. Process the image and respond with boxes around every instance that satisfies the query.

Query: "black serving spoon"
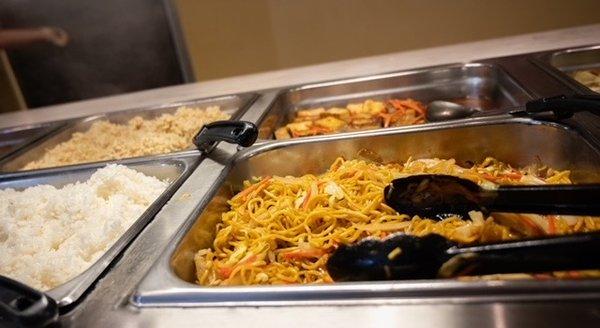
[326,232,600,282]
[384,174,600,219]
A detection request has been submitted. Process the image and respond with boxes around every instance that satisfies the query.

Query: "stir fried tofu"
[274,127,292,139]
[273,98,428,139]
[325,107,351,121]
[364,100,386,115]
[296,107,325,119]
[350,111,381,128]
[287,121,314,137]
[314,117,346,133]
[347,100,386,116]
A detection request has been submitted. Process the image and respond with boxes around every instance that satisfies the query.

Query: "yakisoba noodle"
[195,157,600,286]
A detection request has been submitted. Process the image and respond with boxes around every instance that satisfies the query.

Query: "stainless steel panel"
[533,45,600,94]
[133,118,600,307]
[0,153,200,308]
[0,122,65,159]
[257,63,532,139]
[0,93,257,172]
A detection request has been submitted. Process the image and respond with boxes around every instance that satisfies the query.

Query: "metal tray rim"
[530,44,600,95]
[0,152,201,308]
[0,121,68,162]
[0,92,258,173]
[254,62,533,142]
[133,117,599,307]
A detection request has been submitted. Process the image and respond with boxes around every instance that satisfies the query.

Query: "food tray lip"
[74,92,258,123]
[0,152,201,308]
[132,117,600,307]
[253,62,534,142]
[132,278,600,308]
[530,44,600,94]
[0,92,258,173]
[0,121,67,161]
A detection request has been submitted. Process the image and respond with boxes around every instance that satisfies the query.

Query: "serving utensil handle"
[484,184,600,215]
[440,232,600,278]
[193,120,258,153]
[0,275,58,327]
[526,94,600,119]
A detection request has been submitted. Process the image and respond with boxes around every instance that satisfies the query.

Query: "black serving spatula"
[326,232,600,282]
[384,174,600,219]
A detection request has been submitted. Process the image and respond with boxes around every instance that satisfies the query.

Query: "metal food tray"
[0,93,257,172]
[532,45,600,94]
[0,122,65,160]
[256,63,532,140]
[133,118,600,307]
[0,153,199,308]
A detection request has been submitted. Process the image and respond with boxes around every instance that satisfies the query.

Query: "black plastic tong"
[519,94,600,120]
[384,174,600,219]
[327,232,600,282]
[328,174,600,282]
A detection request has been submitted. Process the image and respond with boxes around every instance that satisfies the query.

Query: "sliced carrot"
[533,273,553,280]
[281,248,325,261]
[379,113,393,128]
[233,177,272,202]
[218,255,258,279]
[481,171,522,182]
[248,178,272,201]
[302,183,317,210]
[519,215,546,236]
[218,266,233,279]
[389,98,426,116]
[547,215,557,234]
[503,171,523,180]
[238,254,258,266]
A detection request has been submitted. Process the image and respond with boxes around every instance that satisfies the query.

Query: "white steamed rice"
[0,164,168,291]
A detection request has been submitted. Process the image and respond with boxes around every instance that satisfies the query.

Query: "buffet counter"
[1,24,600,328]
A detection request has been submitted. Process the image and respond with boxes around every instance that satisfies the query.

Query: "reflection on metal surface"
[0,93,257,172]
[0,122,65,160]
[492,303,509,328]
[133,119,600,307]
[257,63,532,140]
[533,45,600,94]
[0,50,591,326]
[0,153,200,307]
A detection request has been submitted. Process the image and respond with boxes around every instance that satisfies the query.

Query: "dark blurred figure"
[0,0,193,108]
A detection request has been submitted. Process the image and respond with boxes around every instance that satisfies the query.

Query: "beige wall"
[175,0,600,81]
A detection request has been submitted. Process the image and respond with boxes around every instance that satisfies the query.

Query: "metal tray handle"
[193,121,258,153]
[0,275,58,327]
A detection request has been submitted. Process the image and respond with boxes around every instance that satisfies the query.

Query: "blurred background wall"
[175,0,600,80]
[1,0,600,113]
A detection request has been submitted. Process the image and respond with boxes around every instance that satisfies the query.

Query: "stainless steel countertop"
[3,25,600,327]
